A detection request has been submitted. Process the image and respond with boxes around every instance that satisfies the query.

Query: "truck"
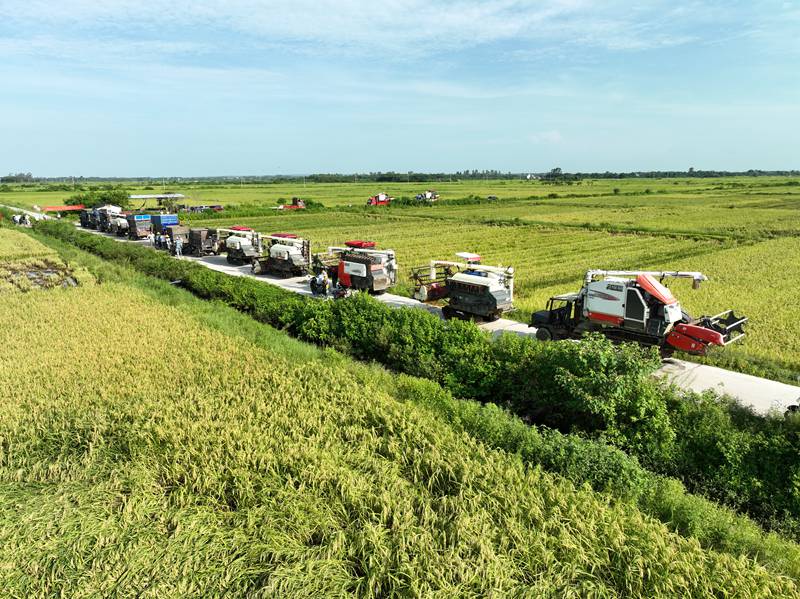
[410,252,514,321]
[150,214,180,235]
[186,228,218,256]
[126,213,152,239]
[530,270,747,356]
[251,233,311,277]
[165,225,191,255]
[311,240,397,294]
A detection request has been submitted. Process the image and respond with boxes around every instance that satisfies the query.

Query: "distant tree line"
[1,172,33,183]
[3,168,799,188]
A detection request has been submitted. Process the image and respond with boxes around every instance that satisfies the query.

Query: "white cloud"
[0,0,728,58]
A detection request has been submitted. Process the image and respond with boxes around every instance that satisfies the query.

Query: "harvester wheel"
[442,306,456,320]
[535,327,553,341]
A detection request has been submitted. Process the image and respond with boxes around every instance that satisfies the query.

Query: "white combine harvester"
[411,252,515,321]
[531,269,747,356]
[251,233,311,277]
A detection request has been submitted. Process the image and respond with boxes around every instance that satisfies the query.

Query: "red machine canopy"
[229,225,254,231]
[345,240,376,249]
[271,232,298,238]
[637,274,677,305]
[43,204,84,212]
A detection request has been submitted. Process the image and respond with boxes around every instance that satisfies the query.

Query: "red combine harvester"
[366,192,393,206]
[311,240,398,295]
[277,197,305,210]
[531,270,747,356]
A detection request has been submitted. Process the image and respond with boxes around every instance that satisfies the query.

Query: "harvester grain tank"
[252,233,310,277]
[312,240,397,294]
[530,270,747,356]
[411,252,515,321]
[126,214,152,239]
[366,192,393,206]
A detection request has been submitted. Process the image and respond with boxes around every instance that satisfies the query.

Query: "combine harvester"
[273,197,306,211]
[366,192,393,206]
[531,270,747,356]
[415,190,439,202]
[410,252,515,321]
[311,240,397,295]
[221,227,262,265]
[251,233,311,277]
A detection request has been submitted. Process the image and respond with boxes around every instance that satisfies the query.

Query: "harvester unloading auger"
[410,252,515,321]
[530,270,747,356]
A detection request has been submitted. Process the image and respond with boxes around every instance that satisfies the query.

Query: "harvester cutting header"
[531,270,747,356]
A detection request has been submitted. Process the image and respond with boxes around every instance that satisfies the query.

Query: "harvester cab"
[366,193,393,206]
[313,240,398,294]
[410,252,515,321]
[531,270,747,356]
[252,233,311,277]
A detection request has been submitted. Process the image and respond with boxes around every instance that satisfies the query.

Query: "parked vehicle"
[312,240,397,294]
[531,270,747,356]
[411,252,514,321]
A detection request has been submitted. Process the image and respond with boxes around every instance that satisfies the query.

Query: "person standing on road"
[175,237,183,257]
[147,232,155,246]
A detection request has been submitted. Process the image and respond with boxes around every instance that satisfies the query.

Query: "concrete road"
[81,226,800,416]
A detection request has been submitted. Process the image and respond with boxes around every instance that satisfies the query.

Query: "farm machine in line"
[220,227,261,265]
[366,192,393,206]
[311,240,398,295]
[415,190,439,202]
[252,233,311,277]
[410,252,515,321]
[273,197,306,211]
[530,270,747,356]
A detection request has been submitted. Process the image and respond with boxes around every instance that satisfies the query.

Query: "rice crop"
[0,280,796,597]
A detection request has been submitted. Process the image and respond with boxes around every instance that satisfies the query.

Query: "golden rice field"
[0,267,797,596]
[191,196,800,373]
[0,227,91,292]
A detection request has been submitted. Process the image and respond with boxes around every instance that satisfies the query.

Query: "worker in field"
[175,237,183,257]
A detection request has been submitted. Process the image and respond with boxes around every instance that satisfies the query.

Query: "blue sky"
[1,1,799,176]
